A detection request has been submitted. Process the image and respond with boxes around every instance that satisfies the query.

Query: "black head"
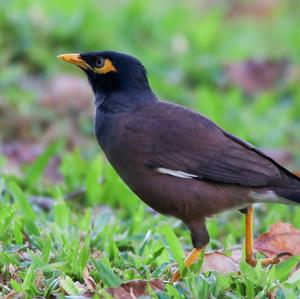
[58,51,155,110]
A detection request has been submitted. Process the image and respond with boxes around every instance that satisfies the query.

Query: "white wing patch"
[155,167,198,179]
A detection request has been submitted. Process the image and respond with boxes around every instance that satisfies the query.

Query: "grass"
[1,148,300,298]
[1,0,300,297]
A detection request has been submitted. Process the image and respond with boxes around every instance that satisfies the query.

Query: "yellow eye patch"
[94,59,117,74]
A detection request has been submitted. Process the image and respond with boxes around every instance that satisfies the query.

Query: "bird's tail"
[270,170,300,205]
[273,187,300,205]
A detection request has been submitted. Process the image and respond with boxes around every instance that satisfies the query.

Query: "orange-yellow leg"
[171,247,202,282]
[245,205,288,266]
[245,205,256,265]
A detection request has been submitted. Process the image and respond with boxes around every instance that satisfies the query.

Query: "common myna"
[58,51,300,281]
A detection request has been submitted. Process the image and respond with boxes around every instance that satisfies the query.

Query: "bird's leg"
[171,247,202,282]
[245,205,288,266]
[172,221,208,282]
[245,205,256,266]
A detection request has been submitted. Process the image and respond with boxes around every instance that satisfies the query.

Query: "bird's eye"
[95,57,105,68]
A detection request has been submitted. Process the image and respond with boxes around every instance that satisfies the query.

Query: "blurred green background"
[1,0,300,150]
[1,0,300,297]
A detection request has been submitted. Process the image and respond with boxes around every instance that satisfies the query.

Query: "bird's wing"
[123,102,285,187]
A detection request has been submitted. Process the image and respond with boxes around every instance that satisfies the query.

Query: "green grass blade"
[274,255,300,281]
[93,259,122,288]
[9,181,36,220]
[160,224,185,272]
[25,142,60,186]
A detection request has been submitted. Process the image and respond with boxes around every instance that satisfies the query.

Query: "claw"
[247,251,292,267]
[276,252,293,258]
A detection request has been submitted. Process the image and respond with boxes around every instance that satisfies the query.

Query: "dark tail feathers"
[285,191,300,204]
[274,188,300,205]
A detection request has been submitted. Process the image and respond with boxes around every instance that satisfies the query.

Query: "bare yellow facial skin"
[57,53,117,74]
[94,59,117,74]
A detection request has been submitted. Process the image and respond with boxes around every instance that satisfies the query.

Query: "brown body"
[58,51,300,250]
[96,100,299,247]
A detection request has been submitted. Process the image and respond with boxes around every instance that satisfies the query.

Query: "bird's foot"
[246,252,292,267]
[171,268,181,283]
[171,248,202,282]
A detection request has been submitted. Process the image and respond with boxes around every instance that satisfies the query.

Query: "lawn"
[1,1,300,298]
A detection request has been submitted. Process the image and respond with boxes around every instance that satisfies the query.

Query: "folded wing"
[124,102,291,187]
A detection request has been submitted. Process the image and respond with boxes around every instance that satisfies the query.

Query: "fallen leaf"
[107,287,131,299]
[254,222,300,258]
[4,291,21,299]
[107,279,165,299]
[83,266,96,291]
[35,269,44,290]
[202,250,240,274]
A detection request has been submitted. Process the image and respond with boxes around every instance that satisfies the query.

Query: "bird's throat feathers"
[93,79,156,113]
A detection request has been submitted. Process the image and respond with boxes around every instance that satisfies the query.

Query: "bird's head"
[57,51,154,110]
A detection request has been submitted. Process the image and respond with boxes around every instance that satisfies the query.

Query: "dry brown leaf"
[107,279,164,299]
[35,269,44,290]
[83,266,96,291]
[91,250,102,260]
[254,222,300,258]
[4,291,22,299]
[202,250,240,274]
[107,287,131,299]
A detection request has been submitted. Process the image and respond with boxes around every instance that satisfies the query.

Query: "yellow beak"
[57,53,89,70]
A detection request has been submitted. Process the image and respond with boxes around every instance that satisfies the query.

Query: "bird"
[58,51,300,281]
